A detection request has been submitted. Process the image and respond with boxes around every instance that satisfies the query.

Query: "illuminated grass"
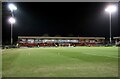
[2,47,118,77]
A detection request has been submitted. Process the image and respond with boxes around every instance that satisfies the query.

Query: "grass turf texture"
[2,47,118,77]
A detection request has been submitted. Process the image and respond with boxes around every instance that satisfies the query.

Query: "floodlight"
[8,3,17,12]
[8,17,16,24]
[105,5,117,44]
[105,5,117,13]
[8,3,17,45]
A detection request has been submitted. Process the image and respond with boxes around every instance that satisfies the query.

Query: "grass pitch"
[2,47,118,77]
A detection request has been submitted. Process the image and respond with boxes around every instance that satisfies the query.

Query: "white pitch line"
[82,52,119,58]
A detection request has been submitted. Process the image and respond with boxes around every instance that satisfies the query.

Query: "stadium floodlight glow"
[105,5,117,13]
[8,3,17,12]
[7,3,17,45]
[105,5,117,44]
[8,17,16,24]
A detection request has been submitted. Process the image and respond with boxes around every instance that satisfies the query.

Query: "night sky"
[2,2,119,44]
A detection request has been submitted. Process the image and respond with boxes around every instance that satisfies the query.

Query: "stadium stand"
[18,36,105,47]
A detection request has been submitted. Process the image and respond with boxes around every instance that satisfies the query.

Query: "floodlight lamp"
[8,3,17,12]
[8,17,16,24]
[105,5,117,13]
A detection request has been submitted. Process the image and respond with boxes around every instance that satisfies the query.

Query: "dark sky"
[2,2,119,44]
